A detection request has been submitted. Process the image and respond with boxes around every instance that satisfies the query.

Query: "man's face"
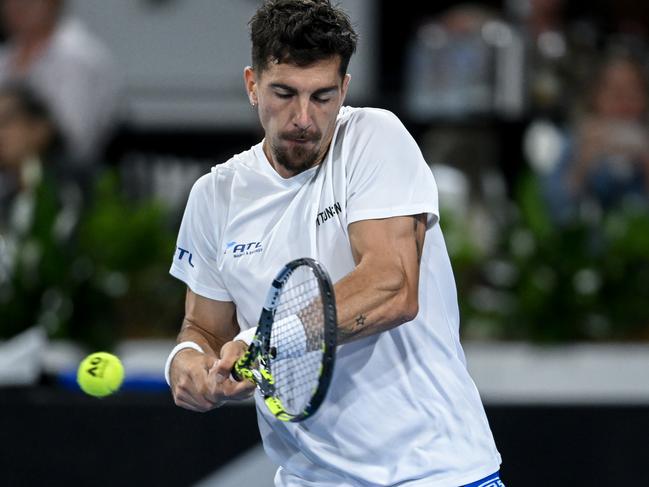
[245,56,350,177]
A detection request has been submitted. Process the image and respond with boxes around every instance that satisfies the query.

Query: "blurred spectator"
[0,0,123,168]
[404,4,525,120]
[0,82,79,240]
[508,0,599,118]
[521,0,569,114]
[0,83,55,225]
[541,54,649,222]
[0,84,49,284]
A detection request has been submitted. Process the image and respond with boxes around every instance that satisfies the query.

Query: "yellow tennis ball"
[77,352,124,397]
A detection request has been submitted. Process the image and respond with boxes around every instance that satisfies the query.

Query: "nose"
[292,96,312,130]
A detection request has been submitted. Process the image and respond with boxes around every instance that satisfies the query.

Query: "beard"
[271,129,322,175]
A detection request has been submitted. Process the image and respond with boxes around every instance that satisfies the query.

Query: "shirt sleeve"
[345,109,439,227]
[169,173,232,302]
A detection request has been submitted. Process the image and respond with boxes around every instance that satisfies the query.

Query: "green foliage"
[0,170,184,348]
[453,173,649,342]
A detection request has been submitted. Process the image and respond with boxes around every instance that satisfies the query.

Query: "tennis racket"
[232,257,337,422]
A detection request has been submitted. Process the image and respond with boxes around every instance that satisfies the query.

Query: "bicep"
[182,288,239,347]
[348,215,426,271]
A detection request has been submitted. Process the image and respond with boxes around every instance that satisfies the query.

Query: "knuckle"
[172,385,185,398]
[174,397,192,410]
[174,396,190,409]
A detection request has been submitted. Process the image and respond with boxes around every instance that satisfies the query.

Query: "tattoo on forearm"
[337,314,368,342]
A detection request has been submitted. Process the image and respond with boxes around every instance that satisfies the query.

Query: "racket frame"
[233,258,337,422]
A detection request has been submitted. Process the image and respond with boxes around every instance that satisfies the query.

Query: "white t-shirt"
[170,107,501,486]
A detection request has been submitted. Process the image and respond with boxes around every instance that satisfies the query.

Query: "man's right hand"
[170,292,255,412]
[169,345,255,412]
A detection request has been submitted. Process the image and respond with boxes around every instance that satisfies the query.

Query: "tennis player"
[165,1,503,485]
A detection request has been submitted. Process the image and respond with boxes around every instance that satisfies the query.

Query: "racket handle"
[231,364,243,382]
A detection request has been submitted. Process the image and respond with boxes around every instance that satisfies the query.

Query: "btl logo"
[177,247,195,267]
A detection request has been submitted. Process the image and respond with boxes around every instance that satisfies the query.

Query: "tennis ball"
[77,352,124,397]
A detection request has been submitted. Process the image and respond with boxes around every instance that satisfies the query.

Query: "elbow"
[389,271,419,325]
[397,292,419,324]
[405,297,419,322]
[373,259,420,326]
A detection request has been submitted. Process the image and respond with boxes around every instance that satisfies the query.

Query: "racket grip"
[231,365,243,382]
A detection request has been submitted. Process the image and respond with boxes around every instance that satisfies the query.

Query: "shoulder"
[336,106,414,149]
[190,143,260,196]
[185,172,215,211]
[337,106,405,133]
[335,107,418,161]
[227,143,261,172]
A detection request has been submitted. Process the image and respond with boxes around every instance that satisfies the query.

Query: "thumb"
[219,341,248,377]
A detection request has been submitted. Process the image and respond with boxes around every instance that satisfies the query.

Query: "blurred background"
[1,0,649,485]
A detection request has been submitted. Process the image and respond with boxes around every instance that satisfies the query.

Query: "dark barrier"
[1,388,647,486]
[491,405,649,485]
[0,388,259,487]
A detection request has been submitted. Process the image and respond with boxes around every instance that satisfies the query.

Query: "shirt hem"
[414,459,502,487]
[169,265,232,302]
[275,456,502,487]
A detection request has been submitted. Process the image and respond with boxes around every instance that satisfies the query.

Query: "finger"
[174,400,202,412]
[175,374,220,409]
[222,377,256,400]
[217,341,247,376]
[174,389,219,412]
[175,395,224,412]
[174,396,207,412]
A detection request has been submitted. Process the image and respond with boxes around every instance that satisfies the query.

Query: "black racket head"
[264,258,337,422]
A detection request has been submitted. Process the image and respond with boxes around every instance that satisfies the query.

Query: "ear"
[340,74,351,106]
[244,66,258,107]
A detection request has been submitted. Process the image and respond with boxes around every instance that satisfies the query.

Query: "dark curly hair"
[250,0,358,78]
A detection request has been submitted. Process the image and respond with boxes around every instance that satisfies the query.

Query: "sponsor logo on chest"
[224,240,264,258]
[316,201,342,227]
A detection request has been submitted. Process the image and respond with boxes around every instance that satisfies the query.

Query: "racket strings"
[270,268,326,415]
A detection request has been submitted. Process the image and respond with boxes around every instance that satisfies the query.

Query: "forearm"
[176,289,239,357]
[335,259,418,344]
[176,318,231,357]
[334,215,425,344]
